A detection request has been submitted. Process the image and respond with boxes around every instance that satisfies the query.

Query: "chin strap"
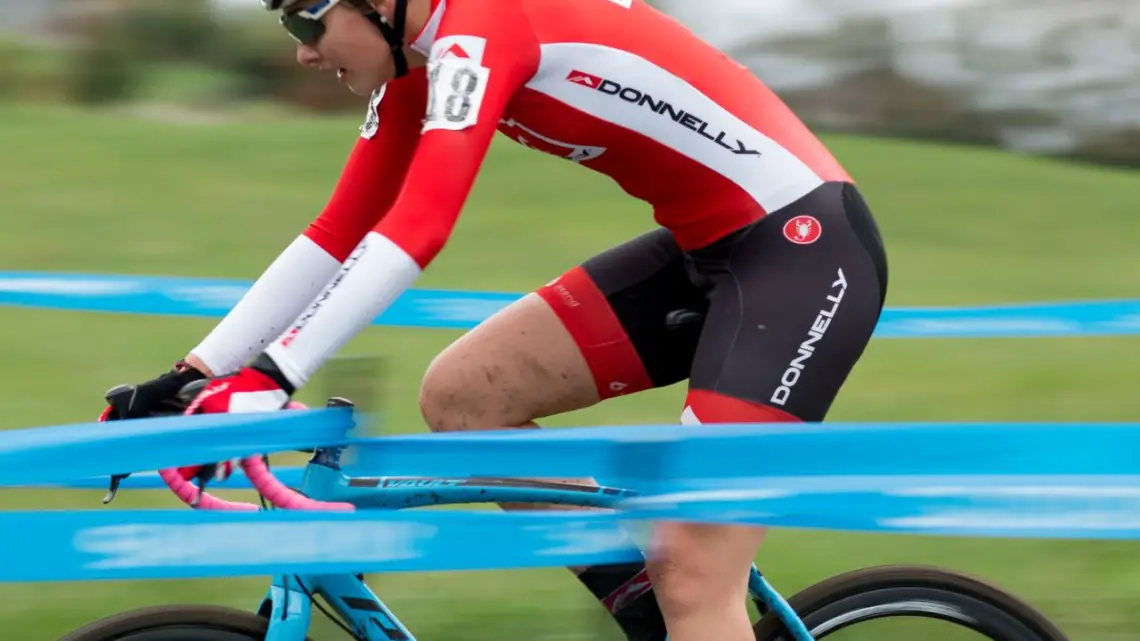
[365,0,409,79]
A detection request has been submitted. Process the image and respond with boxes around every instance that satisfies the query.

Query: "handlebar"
[102,383,356,512]
[161,397,356,512]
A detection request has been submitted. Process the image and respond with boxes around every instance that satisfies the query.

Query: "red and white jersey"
[307,0,853,263]
[193,0,855,389]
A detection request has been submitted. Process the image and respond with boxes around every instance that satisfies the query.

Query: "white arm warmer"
[189,235,342,376]
[264,231,423,389]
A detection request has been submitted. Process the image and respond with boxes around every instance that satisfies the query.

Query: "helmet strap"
[365,0,409,79]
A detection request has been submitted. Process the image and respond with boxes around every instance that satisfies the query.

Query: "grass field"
[1,100,1140,640]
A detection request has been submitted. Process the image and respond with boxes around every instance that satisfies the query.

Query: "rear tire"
[753,565,1069,641]
[57,604,314,641]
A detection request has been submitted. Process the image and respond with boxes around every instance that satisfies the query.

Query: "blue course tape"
[9,415,1140,581]
[35,469,305,491]
[622,474,1140,539]
[341,421,1140,484]
[12,472,1140,582]
[877,299,1140,338]
[2,271,1139,337]
[0,409,353,487]
[0,509,645,582]
[0,271,515,330]
[13,417,1140,490]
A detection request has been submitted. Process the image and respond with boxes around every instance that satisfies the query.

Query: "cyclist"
[101,0,888,640]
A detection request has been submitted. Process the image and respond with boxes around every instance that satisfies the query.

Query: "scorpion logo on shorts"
[783,215,822,245]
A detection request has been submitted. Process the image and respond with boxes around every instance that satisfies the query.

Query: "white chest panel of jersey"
[522,43,825,215]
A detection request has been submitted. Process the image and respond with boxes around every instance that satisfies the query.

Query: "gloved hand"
[183,352,294,415]
[98,361,208,504]
[101,360,208,422]
[177,352,295,485]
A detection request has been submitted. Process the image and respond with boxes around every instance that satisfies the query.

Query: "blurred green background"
[2,1,1140,640]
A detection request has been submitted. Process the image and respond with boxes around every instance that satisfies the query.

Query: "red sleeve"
[372,0,541,268]
[302,68,429,261]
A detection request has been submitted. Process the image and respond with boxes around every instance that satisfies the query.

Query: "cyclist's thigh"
[420,228,708,430]
[684,180,889,423]
[419,290,596,429]
[539,227,709,402]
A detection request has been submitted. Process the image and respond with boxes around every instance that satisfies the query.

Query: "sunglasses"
[279,0,344,45]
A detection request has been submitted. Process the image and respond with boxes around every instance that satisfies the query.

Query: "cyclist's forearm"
[187,234,342,376]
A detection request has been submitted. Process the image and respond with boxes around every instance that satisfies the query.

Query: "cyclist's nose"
[296,43,321,67]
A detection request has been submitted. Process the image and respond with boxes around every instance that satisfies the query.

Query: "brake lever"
[99,384,137,505]
[100,381,203,506]
[190,469,210,508]
[102,473,130,504]
[188,461,229,508]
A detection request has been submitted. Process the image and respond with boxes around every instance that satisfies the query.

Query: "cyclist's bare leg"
[419,297,772,641]
[644,392,799,641]
[419,290,669,635]
[421,231,702,641]
[649,521,765,641]
[419,291,604,521]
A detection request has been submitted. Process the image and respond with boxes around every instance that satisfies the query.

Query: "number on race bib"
[424,58,490,132]
[441,67,479,122]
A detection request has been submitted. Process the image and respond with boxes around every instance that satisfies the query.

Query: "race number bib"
[423,57,490,133]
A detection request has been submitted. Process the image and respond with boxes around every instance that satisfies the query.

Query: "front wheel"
[753,565,1069,641]
[57,604,314,641]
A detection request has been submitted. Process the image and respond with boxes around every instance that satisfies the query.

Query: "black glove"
[102,360,209,421]
[98,360,209,505]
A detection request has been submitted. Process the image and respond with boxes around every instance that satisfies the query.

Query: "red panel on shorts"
[682,389,801,424]
[536,266,654,400]
[600,567,653,614]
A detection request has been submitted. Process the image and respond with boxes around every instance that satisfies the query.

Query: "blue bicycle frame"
[256,444,814,641]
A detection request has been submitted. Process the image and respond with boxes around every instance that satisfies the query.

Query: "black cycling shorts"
[535,181,888,422]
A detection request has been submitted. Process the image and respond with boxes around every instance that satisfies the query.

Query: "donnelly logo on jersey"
[565,70,761,158]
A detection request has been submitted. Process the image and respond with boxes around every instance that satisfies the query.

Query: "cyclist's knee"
[419,344,551,431]
[418,293,599,432]
[646,522,764,619]
[418,349,509,432]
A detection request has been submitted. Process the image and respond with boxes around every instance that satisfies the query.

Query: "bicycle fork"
[260,575,313,641]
